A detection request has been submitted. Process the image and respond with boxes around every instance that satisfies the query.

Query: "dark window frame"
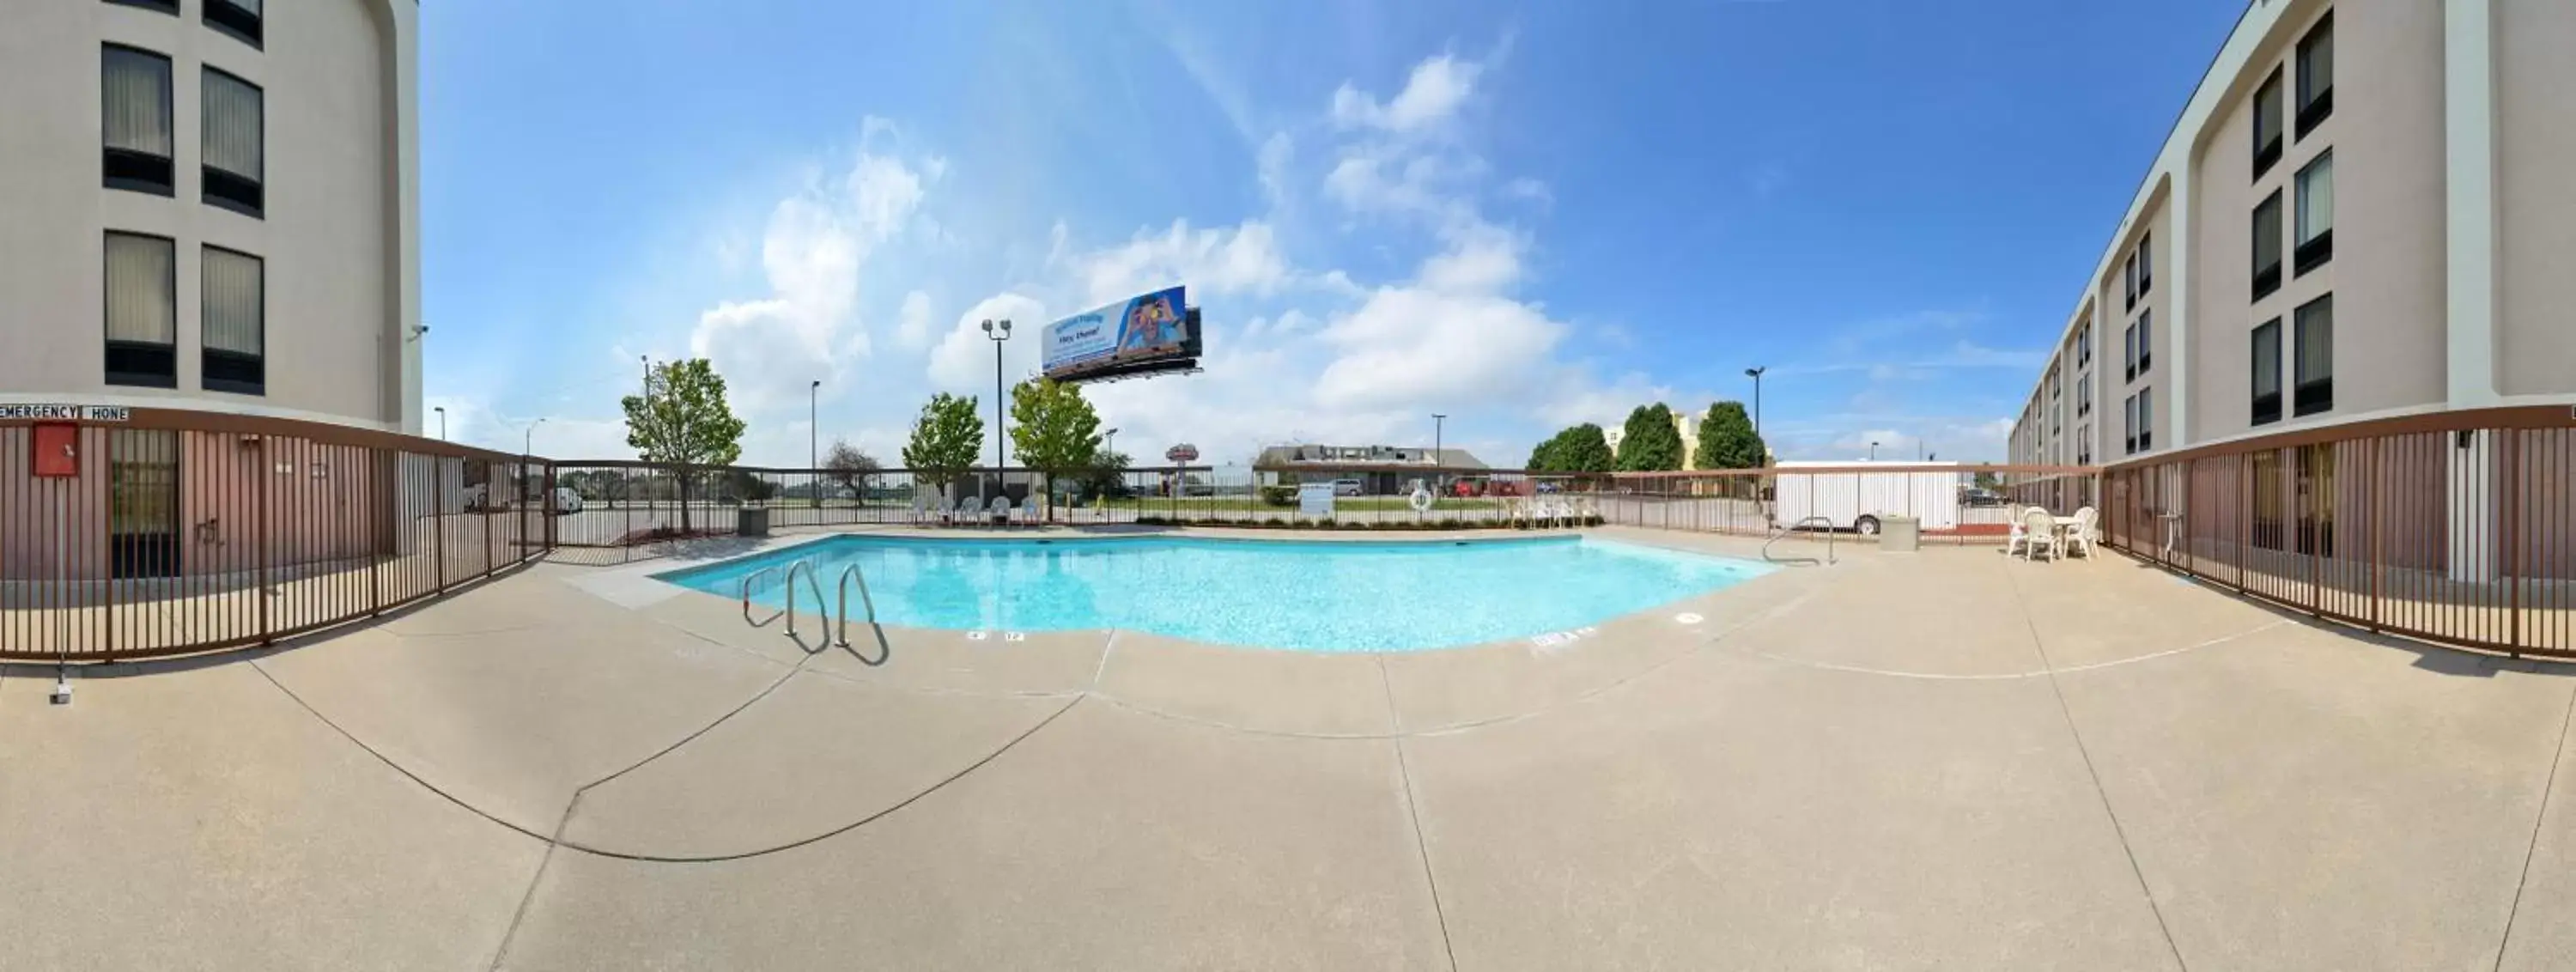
[2123,394,2138,456]
[101,44,175,197]
[2136,309,2153,377]
[2295,10,2335,138]
[106,0,180,15]
[2293,294,2334,417]
[104,230,179,390]
[200,244,267,396]
[2252,190,2284,301]
[205,0,264,49]
[201,65,265,219]
[2123,322,2137,383]
[2137,232,2154,296]
[2251,318,2283,426]
[2293,150,2333,276]
[2253,67,2286,179]
[2136,387,2154,453]
[2123,253,2138,311]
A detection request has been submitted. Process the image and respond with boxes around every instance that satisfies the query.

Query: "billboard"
[1040,285,1200,383]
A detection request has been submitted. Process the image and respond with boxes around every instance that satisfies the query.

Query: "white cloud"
[1055,219,1292,306]
[894,290,937,349]
[1331,54,1480,134]
[687,145,942,414]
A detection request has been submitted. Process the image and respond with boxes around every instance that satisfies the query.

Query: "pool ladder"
[739,560,880,647]
[1763,516,1838,566]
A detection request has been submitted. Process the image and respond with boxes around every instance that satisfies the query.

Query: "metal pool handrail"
[739,565,782,625]
[1765,516,1838,565]
[782,560,829,640]
[834,562,878,648]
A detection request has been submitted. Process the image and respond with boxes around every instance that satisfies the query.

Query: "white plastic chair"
[986,495,1012,525]
[2002,504,2028,557]
[2068,506,2099,560]
[1020,494,1043,525]
[946,495,974,525]
[910,493,933,525]
[2020,507,2061,562]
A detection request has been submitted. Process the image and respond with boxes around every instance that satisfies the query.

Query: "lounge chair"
[2020,507,2061,562]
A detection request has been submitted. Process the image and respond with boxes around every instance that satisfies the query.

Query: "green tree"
[1692,400,1767,471]
[901,392,984,497]
[621,357,746,532]
[1615,404,1683,471]
[1526,424,1613,474]
[1972,470,2002,491]
[1006,378,1103,521]
[822,439,879,501]
[1077,450,1133,502]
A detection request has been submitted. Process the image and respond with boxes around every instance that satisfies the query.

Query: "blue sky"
[420,0,2243,466]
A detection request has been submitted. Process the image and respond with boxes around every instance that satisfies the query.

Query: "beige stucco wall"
[2097,198,2168,459]
[2495,0,2576,397]
[2189,1,2447,446]
[0,0,417,431]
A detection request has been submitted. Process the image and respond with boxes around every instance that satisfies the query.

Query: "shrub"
[1258,485,1297,507]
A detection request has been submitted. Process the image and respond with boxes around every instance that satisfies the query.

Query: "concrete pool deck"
[5,525,2576,969]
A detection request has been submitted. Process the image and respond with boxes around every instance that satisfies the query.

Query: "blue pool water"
[657,535,1771,652]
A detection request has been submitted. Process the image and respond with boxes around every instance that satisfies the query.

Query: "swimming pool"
[657,534,1771,652]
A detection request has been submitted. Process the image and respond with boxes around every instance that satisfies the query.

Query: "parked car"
[552,486,585,514]
[1959,488,2008,508]
[1332,479,1364,496]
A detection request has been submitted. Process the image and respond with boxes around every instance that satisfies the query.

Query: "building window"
[2123,310,2143,374]
[2123,253,2139,311]
[203,68,265,217]
[2123,394,2137,455]
[2137,233,2153,297]
[2294,294,2334,416]
[203,246,265,395]
[2077,319,2093,368]
[2296,10,2335,137]
[2136,387,2154,453]
[2253,67,2285,179]
[206,0,264,48]
[2123,321,2137,382]
[2252,190,2284,300]
[105,232,178,388]
[106,0,179,14]
[2294,150,2333,275]
[102,46,174,195]
[2251,318,2283,426]
[2077,425,2091,465]
[2077,373,2092,417]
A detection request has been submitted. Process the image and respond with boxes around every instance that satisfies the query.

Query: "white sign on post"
[1297,483,1337,518]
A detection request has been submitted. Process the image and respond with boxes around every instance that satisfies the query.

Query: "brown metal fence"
[2100,406,2576,658]
[2,410,548,662]
[1589,465,2099,543]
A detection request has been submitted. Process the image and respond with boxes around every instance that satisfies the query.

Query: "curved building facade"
[0,0,421,432]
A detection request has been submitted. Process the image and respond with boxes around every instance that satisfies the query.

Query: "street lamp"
[1431,413,1447,497]
[1104,427,1120,457]
[981,318,1012,504]
[434,406,447,441]
[1743,366,1766,443]
[809,380,822,471]
[1868,440,1879,462]
[526,417,545,458]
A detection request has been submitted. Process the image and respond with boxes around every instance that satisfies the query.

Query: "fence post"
[256,437,271,644]
[2506,429,2522,655]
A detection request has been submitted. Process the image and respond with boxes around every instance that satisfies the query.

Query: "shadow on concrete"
[2104,553,2576,681]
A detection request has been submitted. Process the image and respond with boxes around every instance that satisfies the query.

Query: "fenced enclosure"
[2100,406,2576,658]
[11,404,2574,663]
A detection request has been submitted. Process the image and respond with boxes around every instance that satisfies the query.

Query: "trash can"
[738,505,771,538]
[1880,515,1920,552]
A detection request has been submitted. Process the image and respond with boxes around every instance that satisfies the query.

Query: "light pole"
[434,406,447,441]
[526,417,545,458]
[1743,366,1765,444]
[809,380,822,471]
[981,318,1012,504]
[1868,440,1879,462]
[1431,413,1447,497]
[1104,427,1119,457]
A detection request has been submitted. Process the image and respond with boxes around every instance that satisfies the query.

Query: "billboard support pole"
[981,318,1012,511]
